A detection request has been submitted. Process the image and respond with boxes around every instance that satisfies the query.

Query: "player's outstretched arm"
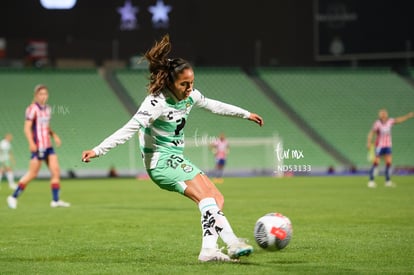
[248,113,264,127]
[394,112,414,124]
[81,116,144,163]
[81,150,96,163]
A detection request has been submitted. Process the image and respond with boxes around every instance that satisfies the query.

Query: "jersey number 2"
[175,118,186,135]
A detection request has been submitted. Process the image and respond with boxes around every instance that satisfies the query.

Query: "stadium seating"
[114,69,148,108]
[256,67,414,167]
[0,69,134,177]
[2,67,412,177]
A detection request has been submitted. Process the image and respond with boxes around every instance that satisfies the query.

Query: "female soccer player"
[82,34,264,262]
[367,109,414,188]
[210,132,229,183]
[7,84,70,209]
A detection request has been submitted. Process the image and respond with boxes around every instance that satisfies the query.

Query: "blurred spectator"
[0,133,17,190]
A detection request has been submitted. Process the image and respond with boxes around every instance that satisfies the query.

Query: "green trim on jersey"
[139,91,193,158]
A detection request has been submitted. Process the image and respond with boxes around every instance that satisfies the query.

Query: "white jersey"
[93,89,250,169]
[0,139,11,162]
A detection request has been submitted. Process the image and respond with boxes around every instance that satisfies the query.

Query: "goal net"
[184,134,283,177]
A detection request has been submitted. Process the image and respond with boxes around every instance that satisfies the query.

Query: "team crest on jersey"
[181,163,193,173]
[185,103,192,114]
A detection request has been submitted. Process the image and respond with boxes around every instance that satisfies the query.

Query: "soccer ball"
[254,212,293,251]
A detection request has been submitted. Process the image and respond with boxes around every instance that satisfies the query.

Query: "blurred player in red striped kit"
[7,84,70,209]
[367,109,414,188]
[210,133,229,183]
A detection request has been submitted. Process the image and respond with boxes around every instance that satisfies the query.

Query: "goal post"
[184,134,283,177]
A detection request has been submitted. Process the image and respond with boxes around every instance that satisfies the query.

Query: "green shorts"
[147,153,203,194]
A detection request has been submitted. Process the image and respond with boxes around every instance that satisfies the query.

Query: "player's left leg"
[7,158,42,209]
[368,155,380,188]
[383,154,395,187]
[148,154,252,261]
[212,159,225,184]
[185,174,253,260]
[47,153,70,207]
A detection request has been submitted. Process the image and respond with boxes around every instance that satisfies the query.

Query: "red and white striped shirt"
[212,139,229,159]
[25,103,52,150]
[371,118,395,148]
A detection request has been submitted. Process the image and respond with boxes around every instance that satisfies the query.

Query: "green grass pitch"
[0,176,413,274]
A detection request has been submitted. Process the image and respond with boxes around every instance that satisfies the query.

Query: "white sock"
[198,198,238,249]
[6,171,15,186]
[199,198,219,251]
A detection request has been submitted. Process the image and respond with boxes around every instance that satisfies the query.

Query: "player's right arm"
[24,105,38,152]
[82,95,163,162]
[24,119,37,152]
[367,130,374,150]
[367,121,378,150]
